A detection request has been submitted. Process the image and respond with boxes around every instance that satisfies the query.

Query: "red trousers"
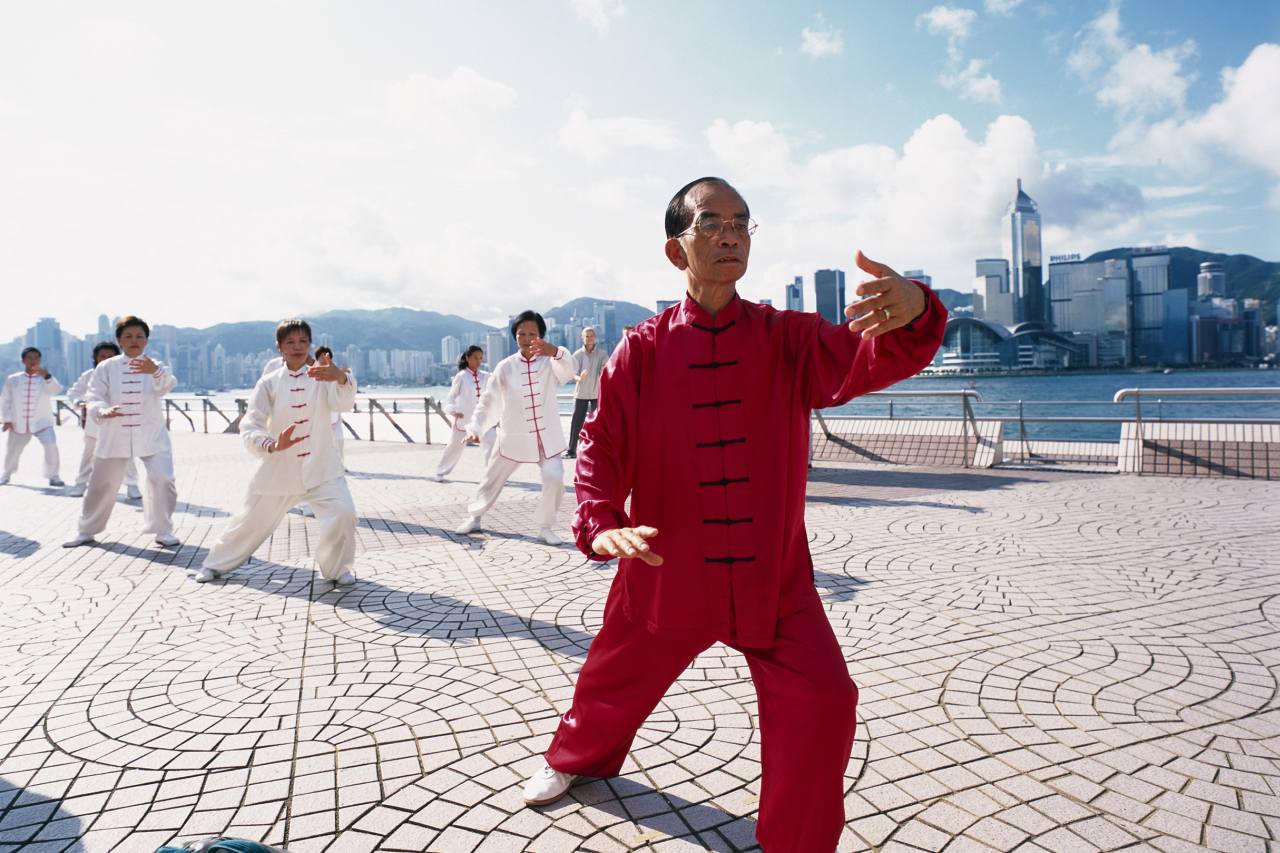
[546,584,858,852]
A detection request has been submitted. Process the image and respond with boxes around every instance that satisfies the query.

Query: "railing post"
[202,399,209,434]
[368,400,375,442]
[424,397,431,445]
[1018,400,1028,462]
[961,394,974,469]
[888,400,894,420]
[1134,392,1144,476]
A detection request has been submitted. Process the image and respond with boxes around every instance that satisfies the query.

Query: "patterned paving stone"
[0,425,1278,851]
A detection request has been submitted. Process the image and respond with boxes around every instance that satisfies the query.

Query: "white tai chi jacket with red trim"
[469,348,576,463]
[2,371,62,433]
[86,353,177,459]
[241,364,357,496]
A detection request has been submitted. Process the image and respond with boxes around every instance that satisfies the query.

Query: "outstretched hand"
[271,423,306,453]
[845,250,927,339]
[592,526,663,566]
[307,352,347,383]
[532,339,559,358]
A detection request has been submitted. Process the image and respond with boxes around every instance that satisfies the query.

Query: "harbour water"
[184,367,1280,444]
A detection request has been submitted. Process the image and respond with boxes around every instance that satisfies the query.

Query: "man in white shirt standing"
[66,341,141,499]
[64,316,181,548]
[1,347,64,487]
[194,319,358,585]
[455,310,577,544]
[566,326,607,459]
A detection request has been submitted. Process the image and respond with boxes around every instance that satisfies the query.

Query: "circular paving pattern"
[1,431,1278,852]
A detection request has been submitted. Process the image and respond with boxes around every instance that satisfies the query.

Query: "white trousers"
[4,427,60,479]
[76,435,138,488]
[436,426,496,477]
[78,451,177,538]
[203,478,357,579]
[466,454,563,531]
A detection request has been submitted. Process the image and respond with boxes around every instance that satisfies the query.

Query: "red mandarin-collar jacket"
[573,288,947,648]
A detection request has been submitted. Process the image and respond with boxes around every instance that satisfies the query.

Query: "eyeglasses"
[677,217,758,240]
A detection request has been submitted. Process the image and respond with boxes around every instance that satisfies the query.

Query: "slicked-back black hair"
[664,176,747,239]
[20,346,40,360]
[510,310,546,340]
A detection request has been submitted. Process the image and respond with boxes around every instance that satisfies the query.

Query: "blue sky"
[1,0,1277,341]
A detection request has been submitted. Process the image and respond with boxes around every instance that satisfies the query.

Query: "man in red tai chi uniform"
[521,177,946,851]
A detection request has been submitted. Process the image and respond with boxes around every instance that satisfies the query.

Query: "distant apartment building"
[441,335,461,367]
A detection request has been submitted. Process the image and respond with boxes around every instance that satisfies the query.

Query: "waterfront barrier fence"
[50,388,1280,479]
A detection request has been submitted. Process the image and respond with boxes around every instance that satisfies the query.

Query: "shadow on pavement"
[0,531,40,559]
[0,777,85,851]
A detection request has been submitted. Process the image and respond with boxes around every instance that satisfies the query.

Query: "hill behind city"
[1085,247,1280,317]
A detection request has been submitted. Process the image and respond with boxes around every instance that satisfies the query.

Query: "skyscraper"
[814,269,846,325]
[97,314,112,342]
[484,329,508,366]
[785,276,803,311]
[974,259,1014,327]
[656,299,679,313]
[1197,262,1226,299]
[1130,250,1172,365]
[441,335,461,367]
[902,270,932,288]
[1003,180,1045,325]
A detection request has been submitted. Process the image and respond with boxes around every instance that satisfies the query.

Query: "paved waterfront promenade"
[2,426,1279,852]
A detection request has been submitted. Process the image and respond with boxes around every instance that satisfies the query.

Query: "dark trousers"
[566,397,597,456]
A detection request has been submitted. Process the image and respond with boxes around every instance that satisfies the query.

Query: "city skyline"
[2,2,1277,342]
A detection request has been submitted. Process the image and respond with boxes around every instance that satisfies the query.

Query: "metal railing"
[814,390,984,468]
[1114,387,1280,477]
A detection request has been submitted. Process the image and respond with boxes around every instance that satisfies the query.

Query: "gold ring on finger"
[880,307,892,322]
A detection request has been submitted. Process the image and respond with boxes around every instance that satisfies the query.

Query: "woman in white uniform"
[66,342,141,499]
[433,345,494,481]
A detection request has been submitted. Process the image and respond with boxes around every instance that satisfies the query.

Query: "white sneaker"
[67,484,87,497]
[333,570,357,586]
[523,763,578,806]
[454,515,482,535]
[193,567,217,583]
[62,535,95,548]
[0,474,9,485]
[126,485,142,500]
[49,477,65,487]
[539,528,563,546]
[299,504,315,518]
[431,473,445,482]
[154,533,180,547]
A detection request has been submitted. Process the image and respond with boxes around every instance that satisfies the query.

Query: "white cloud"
[705,112,1158,295]
[1141,185,1207,200]
[801,25,844,58]
[917,5,977,57]
[557,101,681,161]
[1107,43,1280,203]
[1068,6,1196,118]
[387,67,518,142]
[984,0,1024,14]
[571,0,625,35]
[940,57,1004,103]
[917,5,1004,103]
